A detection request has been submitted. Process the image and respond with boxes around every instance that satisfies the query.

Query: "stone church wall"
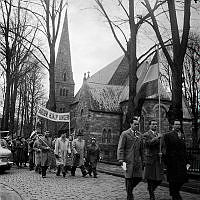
[88,111,121,161]
[71,99,122,161]
[71,97,192,162]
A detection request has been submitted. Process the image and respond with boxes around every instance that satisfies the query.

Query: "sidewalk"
[97,162,200,195]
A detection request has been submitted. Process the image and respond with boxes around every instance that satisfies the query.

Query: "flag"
[134,51,159,107]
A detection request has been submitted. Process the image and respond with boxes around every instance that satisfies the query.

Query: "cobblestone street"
[0,167,200,200]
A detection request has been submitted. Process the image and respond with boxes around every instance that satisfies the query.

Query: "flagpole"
[157,44,162,164]
[69,112,71,136]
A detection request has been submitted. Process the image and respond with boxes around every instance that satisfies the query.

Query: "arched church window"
[80,109,83,116]
[63,72,67,81]
[102,129,107,143]
[63,88,66,96]
[65,89,68,96]
[107,129,111,143]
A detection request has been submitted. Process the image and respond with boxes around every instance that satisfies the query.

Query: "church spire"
[54,7,74,113]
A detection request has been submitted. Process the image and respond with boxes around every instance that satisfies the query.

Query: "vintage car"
[0,138,13,172]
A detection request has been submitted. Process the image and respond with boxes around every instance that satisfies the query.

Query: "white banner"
[37,105,70,122]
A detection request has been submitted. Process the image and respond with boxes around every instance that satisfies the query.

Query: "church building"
[70,56,192,162]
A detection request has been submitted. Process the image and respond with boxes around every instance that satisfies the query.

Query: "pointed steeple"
[55,8,74,113]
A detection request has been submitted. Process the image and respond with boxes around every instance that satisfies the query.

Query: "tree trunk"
[9,76,18,138]
[20,96,25,137]
[167,62,183,124]
[46,44,57,133]
[16,87,22,137]
[123,0,138,130]
[47,46,56,111]
[29,90,35,133]
[1,72,11,131]
[191,55,198,147]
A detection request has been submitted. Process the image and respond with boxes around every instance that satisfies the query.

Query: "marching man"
[54,131,70,177]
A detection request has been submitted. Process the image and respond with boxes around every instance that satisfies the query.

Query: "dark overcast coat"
[143,130,164,181]
[163,130,188,183]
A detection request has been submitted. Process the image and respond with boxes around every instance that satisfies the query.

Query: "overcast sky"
[67,0,126,93]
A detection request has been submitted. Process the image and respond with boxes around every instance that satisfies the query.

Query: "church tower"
[55,8,74,114]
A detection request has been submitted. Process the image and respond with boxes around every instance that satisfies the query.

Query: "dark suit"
[163,130,188,200]
[143,130,164,199]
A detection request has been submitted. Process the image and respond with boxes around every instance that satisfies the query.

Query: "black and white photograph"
[0,0,200,199]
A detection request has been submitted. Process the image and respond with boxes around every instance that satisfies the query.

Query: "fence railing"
[187,148,200,175]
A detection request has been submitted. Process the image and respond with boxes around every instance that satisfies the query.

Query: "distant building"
[70,56,192,162]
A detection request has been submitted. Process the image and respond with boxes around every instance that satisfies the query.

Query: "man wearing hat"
[38,131,53,178]
[71,129,88,177]
[86,137,100,178]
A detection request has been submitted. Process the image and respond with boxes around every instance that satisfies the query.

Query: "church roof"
[73,81,124,113]
[87,83,124,112]
[75,54,192,119]
[87,56,124,85]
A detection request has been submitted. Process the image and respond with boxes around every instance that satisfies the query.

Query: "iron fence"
[187,148,200,175]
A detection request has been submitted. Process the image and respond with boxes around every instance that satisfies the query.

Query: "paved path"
[0,167,200,200]
[97,162,200,194]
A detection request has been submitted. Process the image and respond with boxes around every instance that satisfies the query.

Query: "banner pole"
[69,112,71,136]
[157,44,162,164]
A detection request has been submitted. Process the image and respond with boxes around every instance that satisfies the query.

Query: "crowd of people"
[5,136,29,168]
[3,117,190,200]
[117,117,190,200]
[21,128,101,179]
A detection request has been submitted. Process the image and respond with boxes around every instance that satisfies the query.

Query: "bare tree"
[94,0,165,129]
[19,0,67,113]
[0,0,37,132]
[154,30,200,146]
[142,0,199,124]
[183,32,200,146]
[17,59,46,137]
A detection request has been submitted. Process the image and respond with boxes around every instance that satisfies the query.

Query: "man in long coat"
[33,134,42,174]
[28,135,36,171]
[71,130,88,177]
[163,120,189,200]
[117,117,143,200]
[143,120,164,200]
[38,131,53,178]
[54,132,70,177]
